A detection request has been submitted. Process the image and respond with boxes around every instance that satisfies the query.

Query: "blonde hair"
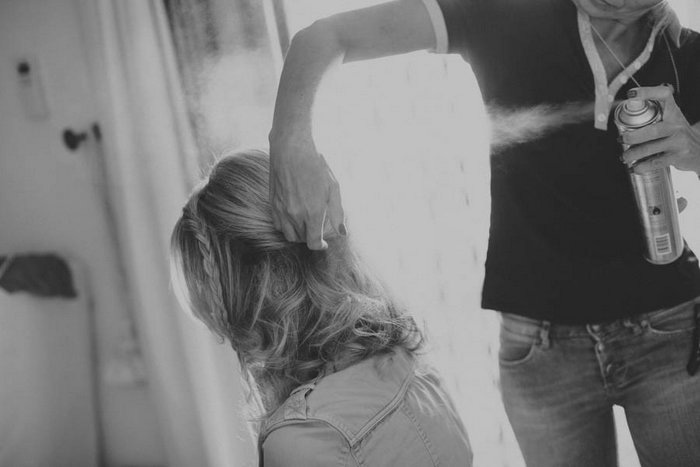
[170,149,422,413]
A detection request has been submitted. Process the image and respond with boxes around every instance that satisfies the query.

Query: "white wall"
[0,0,166,465]
[670,0,700,30]
[0,269,97,467]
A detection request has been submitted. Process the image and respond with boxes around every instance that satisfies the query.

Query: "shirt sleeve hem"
[420,0,449,54]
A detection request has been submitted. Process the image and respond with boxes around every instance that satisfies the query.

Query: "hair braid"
[189,193,231,339]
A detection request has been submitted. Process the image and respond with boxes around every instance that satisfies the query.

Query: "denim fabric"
[259,349,472,467]
[499,298,700,467]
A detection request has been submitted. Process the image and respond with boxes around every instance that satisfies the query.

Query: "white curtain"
[76,1,256,465]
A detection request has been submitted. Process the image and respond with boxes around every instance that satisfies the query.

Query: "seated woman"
[170,149,472,467]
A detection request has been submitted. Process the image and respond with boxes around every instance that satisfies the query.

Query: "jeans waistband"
[500,297,700,340]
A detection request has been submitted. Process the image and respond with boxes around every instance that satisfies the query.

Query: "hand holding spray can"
[614,99,683,265]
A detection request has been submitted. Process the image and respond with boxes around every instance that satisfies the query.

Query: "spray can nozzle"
[616,99,661,128]
[624,99,646,114]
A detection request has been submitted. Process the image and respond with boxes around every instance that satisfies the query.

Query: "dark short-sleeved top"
[430,0,700,323]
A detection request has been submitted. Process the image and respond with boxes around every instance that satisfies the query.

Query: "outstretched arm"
[269,0,438,250]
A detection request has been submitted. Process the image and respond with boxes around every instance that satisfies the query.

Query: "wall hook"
[62,128,88,151]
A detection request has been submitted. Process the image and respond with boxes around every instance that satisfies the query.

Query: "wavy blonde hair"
[170,149,422,413]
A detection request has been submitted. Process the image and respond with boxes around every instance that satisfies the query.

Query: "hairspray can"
[614,99,683,265]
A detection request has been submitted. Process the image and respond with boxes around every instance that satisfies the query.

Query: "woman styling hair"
[170,149,472,467]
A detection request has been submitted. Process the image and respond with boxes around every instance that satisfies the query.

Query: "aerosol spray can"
[614,99,683,265]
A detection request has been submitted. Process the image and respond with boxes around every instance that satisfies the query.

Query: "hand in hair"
[269,139,346,250]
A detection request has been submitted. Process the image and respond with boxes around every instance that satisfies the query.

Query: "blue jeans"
[499,298,700,467]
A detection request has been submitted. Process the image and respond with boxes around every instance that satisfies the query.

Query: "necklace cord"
[590,21,680,95]
[590,22,643,88]
[663,32,680,96]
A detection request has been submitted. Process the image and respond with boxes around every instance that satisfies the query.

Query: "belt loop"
[540,321,551,349]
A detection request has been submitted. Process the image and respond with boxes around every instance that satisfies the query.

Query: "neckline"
[578,11,654,89]
[577,9,665,129]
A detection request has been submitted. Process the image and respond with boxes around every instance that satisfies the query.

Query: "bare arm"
[269,0,437,250]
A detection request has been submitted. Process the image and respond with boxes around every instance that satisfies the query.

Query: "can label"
[633,169,673,253]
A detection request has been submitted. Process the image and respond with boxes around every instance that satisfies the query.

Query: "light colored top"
[258,349,472,467]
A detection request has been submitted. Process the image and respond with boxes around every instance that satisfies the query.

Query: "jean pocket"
[644,301,698,336]
[499,316,540,366]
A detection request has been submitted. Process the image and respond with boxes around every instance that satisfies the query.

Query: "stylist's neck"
[591,15,647,42]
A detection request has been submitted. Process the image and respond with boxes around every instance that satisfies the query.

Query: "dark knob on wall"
[62,128,88,151]
[62,125,100,151]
